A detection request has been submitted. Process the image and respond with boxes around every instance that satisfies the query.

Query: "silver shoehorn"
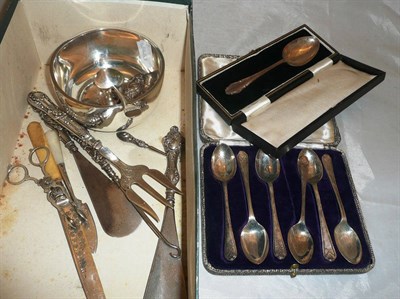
[143,126,187,299]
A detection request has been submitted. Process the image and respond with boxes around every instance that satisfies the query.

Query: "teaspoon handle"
[322,154,347,220]
[237,151,255,218]
[299,156,309,222]
[268,182,287,260]
[223,182,238,261]
[312,184,337,262]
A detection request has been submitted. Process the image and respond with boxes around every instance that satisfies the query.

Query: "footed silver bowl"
[50,28,165,131]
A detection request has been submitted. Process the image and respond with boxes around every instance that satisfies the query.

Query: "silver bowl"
[50,28,165,131]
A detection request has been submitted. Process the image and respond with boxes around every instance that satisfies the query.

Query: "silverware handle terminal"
[237,151,255,218]
[268,182,287,260]
[299,156,309,222]
[223,181,238,261]
[322,154,347,220]
[312,183,337,262]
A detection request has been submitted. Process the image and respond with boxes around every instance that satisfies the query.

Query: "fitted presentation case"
[196,25,385,158]
[197,53,376,276]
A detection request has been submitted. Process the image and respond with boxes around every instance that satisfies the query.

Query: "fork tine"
[147,169,183,195]
[137,179,174,208]
[125,188,160,222]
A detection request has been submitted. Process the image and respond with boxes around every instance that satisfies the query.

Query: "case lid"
[0,0,17,44]
[197,25,339,123]
[197,25,385,157]
[198,54,341,148]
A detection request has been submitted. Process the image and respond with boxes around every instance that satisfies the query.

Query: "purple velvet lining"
[203,145,372,271]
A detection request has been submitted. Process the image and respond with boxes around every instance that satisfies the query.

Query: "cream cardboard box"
[0,0,196,298]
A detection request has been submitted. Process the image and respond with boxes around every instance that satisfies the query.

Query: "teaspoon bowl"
[287,221,314,264]
[240,218,269,265]
[334,220,362,264]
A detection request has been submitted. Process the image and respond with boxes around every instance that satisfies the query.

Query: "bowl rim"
[49,27,165,108]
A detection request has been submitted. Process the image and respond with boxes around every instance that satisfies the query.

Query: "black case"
[196,25,385,158]
[198,53,375,276]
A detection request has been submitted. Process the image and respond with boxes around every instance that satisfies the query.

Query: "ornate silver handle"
[312,183,337,262]
[27,91,98,147]
[236,151,255,218]
[321,155,347,220]
[28,91,127,175]
[163,126,181,199]
[222,181,238,261]
[268,181,287,260]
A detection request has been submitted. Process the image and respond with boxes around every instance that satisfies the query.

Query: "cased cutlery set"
[210,144,362,266]
[197,23,384,275]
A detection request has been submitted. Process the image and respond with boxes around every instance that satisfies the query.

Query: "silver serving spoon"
[299,149,337,262]
[255,150,287,260]
[225,36,320,95]
[322,154,362,264]
[287,155,314,264]
[211,144,238,261]
[94,68,141,117]
[237,151,269,264]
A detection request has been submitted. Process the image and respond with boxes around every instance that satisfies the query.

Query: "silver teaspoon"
[322,154,362,264]
[299,149,337,262]
[255,150,287,260]
[211,144,238,261]
[225,36,320,95]
[237,151,269,264]
[287,155,314,264]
